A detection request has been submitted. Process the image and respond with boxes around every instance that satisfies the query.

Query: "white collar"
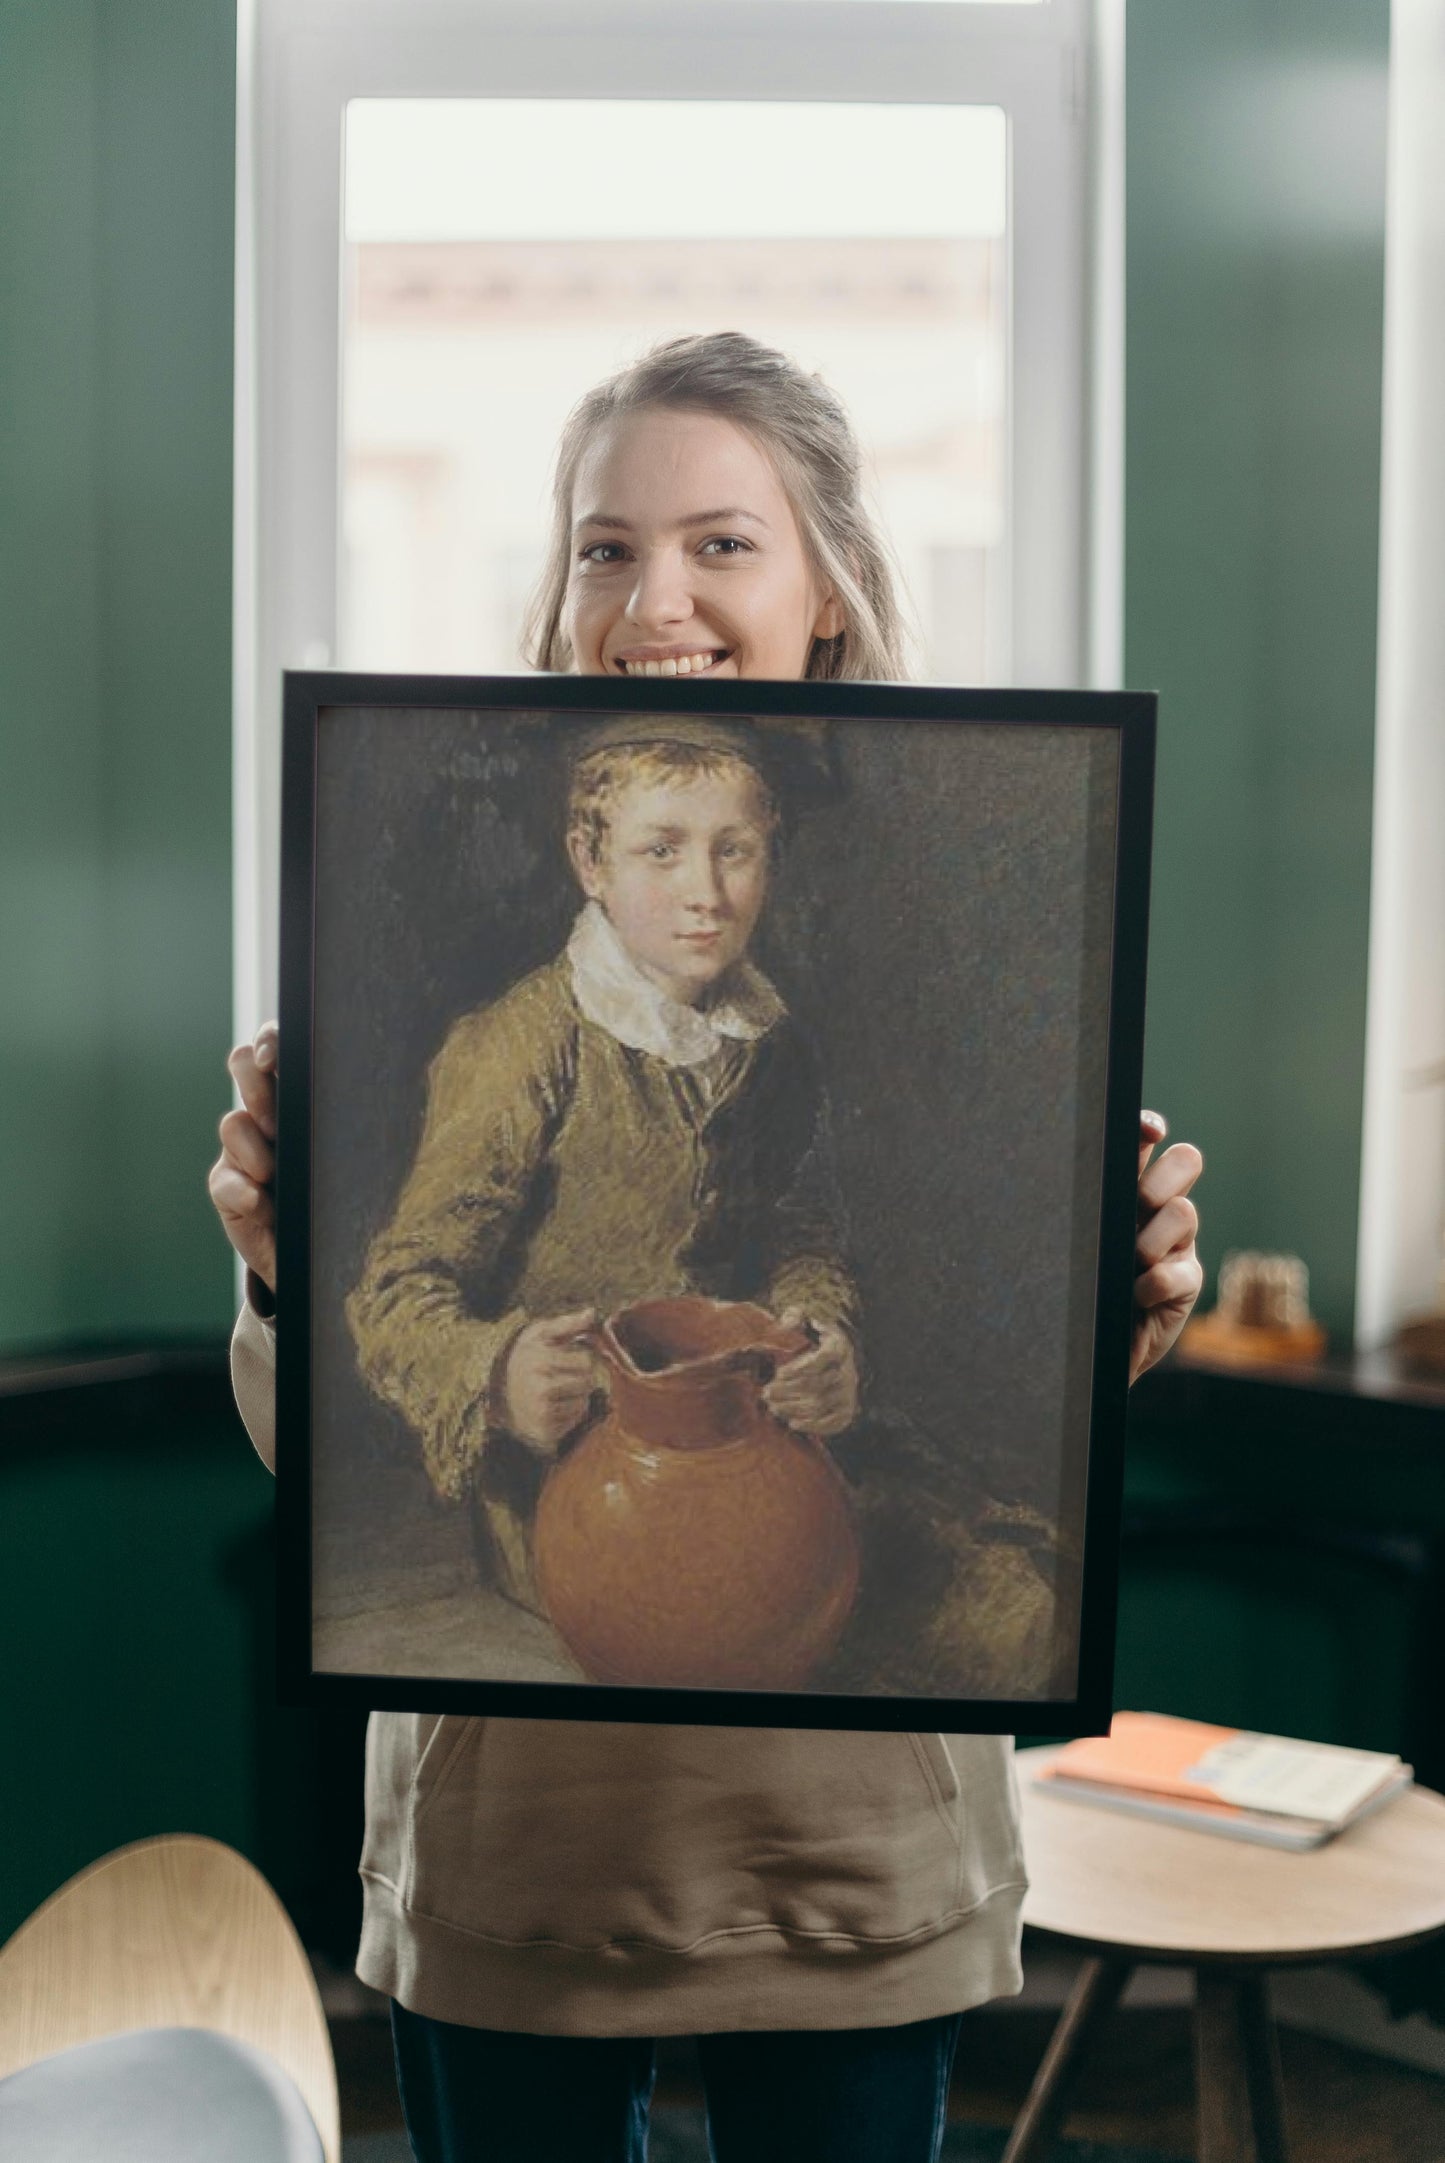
[566,901,784,1068]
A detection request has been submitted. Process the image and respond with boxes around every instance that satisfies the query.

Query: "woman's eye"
[579,541,627,565]
[646,844,676,861]
[699,536,751,558]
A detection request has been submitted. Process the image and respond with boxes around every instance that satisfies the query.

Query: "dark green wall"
[1,1394,272,1942]
[1128,0,1390,1340]
[0,1382,368,1954]
[0,0,236,1353]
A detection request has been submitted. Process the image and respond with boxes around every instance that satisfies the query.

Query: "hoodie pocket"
[411,1716,482,1830]
[400,1720,985,1952]
[909,1732,962,1832]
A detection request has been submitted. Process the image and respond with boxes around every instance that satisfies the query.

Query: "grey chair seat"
[0,2024,325,2162]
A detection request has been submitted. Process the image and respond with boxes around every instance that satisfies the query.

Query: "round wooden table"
[1008,1745,1445,2163]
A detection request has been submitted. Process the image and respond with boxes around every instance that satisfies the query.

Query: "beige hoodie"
[233,1301,1027,2036]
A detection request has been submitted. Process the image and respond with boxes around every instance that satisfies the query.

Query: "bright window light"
[345,101,1007,243]
[340,98,1009,685]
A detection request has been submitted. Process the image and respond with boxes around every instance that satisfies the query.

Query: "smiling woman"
[524,332,908,683]
[566,410,843,682]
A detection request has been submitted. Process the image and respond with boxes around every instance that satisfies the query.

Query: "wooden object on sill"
[1178,1249,1328,1370]
[1396,1309,1445,1379]
[1393,1054,1445,1378]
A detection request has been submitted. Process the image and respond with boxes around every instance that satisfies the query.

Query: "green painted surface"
[0,1406,274,1943]
[1119,1408,1440,1759]
[1127,0,1389,1340]
[0,0,235,1352]
[0,4,109,1342]
[0,0,256,1950]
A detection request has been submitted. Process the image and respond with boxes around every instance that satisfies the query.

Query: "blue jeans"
[390,2000,965,2163]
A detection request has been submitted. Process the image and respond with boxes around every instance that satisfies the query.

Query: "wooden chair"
[1007,1745,1445,2163]
[0,1834,340,2162]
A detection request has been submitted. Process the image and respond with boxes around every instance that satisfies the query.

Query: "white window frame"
[234,0,1122,1030]
[1355,0,1445,1351]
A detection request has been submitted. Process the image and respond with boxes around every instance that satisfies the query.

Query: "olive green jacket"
[346,956,859,1517]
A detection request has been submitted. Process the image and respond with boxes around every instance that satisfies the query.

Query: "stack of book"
[1034,1712,1412,1850]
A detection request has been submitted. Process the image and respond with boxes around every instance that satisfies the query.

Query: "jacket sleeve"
[762,1058,862,1352]
[230,1284,278,1475]
[344,990,574,1502]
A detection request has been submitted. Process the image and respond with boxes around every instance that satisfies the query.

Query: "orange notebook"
[1043,1711,1403,1827]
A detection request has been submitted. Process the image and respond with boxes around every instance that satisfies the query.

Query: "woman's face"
[563,407,843,682]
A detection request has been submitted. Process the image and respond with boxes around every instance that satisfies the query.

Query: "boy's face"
[569,767,772,1006]
[563,408,843,681]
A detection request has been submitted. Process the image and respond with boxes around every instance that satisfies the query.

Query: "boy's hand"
[764,1313,860,1438]
[499,1309,599,1454]
[1132,1111,1204,1384]
[209,1021,280,1295]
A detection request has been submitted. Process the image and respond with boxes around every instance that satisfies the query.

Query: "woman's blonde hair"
[522,331,914,683]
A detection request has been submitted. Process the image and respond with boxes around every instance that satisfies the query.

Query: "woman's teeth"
[621,652,725,678]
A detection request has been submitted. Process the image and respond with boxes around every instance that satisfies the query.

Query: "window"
[340,99,1008,682]
[236,0,1118,1023]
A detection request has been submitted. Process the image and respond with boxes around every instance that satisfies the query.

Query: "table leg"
[1195,1969,1289,2163]
[1239,1972,1289,2163]
[1000,1955,1131,2163]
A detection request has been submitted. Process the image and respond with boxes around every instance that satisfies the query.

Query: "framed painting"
[276,673,1154,1733]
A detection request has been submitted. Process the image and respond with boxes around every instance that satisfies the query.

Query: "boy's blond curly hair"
[566,741,780,869]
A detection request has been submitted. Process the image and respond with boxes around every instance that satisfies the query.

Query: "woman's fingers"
[1138,1140,1204,1219]
[206,1158,277,1287]
[208,1158,264,1220]
[1129,1121,1204,1380]
[227,1024,279,1139]
[1137,1109,1168,1176]
[217,1107,274,1186]
[210,1024,280,1293]
[1135,1252,1204,1312]
[1135,1191,1199,1270]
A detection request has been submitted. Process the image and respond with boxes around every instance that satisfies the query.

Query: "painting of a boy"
[344,716,879,1627]
[341,708,1067,1700]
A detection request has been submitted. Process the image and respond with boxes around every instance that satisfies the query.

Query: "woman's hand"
[1132,1110,1204,1384]
[209,1022,279,1295]
[765,1313,860,1437]
[498,1309,599,1454]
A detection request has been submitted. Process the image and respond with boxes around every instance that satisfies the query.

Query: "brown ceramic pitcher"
[533,1295,861,1691]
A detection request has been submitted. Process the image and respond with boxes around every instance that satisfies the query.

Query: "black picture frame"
[277,671,1154,1735]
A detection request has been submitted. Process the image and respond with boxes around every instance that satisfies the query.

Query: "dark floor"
[332,1999,1445,2162]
